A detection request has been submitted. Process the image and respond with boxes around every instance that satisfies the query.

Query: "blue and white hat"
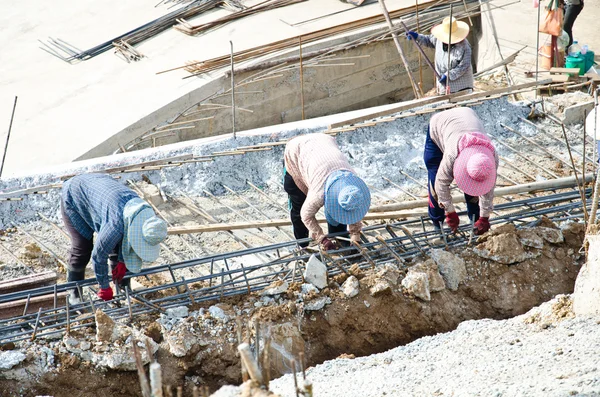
[122,198,168,273]
[324,171,371,226]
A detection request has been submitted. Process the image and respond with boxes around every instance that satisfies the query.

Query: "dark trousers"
[61,202,126,289]
[564,2,584,49]
[283,171,347,247]
[424,127,480,227]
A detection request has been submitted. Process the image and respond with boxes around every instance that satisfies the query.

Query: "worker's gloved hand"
[439,73,448,85]
[473,217,490,235]
[97,287,114,301]
[405,31,418,40]
[320,237,338,251]
[445,212,460,232]
[111,261,127,284]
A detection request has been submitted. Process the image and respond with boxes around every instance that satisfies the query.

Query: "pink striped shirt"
[284,133,362,242]
[429,107,498,217]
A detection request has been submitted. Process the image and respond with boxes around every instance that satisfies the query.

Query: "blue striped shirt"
[62,174,138,289]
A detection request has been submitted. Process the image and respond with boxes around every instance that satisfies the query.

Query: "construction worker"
[61,174,168,301]
[406,17,473,95]
[283,133,371,250]
[424,107,498,235]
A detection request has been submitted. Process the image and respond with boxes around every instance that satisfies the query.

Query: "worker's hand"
[320,237,338,251]
[438,73,448,85]
[405,31,418,40]
[473,217,490,235]
[111,261,127,284]
[445,212,460,232]
[350,233,361,244]
[97,287,114,301]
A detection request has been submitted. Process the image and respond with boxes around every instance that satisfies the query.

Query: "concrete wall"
[79,13,482,158]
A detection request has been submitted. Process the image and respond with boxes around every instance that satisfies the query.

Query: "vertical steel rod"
[0,96,17,178]
[230,41,236,138]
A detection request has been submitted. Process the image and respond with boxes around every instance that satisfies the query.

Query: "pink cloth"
[429,107,499,217]
[284,133,362,242]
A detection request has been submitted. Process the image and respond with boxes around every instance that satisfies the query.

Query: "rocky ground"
[0,218,588,396]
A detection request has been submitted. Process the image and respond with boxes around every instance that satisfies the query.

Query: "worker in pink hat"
[424,107,498,235]
[284,133,371,250]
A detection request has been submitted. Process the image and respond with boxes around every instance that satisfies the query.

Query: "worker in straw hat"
[61,174,168,301]
[424,107,498,235]
[406,16,474,95]
[283,133,371,250]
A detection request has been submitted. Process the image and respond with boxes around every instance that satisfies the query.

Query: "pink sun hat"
[453,132,497,197]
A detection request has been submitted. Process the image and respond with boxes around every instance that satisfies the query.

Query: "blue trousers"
[424,127,480,226]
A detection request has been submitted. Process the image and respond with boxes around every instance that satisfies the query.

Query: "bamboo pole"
[230,41,236,138]
[378,0,421,99]
[133,339,152,397]
[299,36,305,120]
[0,96,18,178]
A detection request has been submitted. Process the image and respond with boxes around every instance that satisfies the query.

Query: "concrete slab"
[0,0,422,177]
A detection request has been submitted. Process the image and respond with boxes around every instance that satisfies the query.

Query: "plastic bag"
[557,30,569,51]
[539,0,563,37]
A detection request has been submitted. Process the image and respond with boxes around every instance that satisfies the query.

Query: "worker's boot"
[67,269,85,304]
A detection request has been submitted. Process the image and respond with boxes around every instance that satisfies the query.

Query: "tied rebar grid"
[0,187,591,345]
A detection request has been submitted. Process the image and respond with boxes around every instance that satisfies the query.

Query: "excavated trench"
[0,220,586,397]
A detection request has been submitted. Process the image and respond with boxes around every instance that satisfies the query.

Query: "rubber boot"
[67,269,85,303]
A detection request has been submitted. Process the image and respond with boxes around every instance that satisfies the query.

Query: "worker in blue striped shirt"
[61,174,168,301]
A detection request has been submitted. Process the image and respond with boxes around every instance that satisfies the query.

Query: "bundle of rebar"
[39,0,224,63]
[174,0,308,36]
[158,0,480,77]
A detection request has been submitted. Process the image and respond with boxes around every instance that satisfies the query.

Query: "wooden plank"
[167,209,428,235]
[0,272,57,295]
[449,79,553,103]
[473,47,525,77]
[370,174,594,213]
[327,93,462,130]
[0,292,68,320]
[584,73,600,82]
[549,68,580,75]
[0,183,62,199]
[551,75,570,83]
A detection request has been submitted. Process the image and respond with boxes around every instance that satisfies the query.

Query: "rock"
[430,249,467,291]
[573,234,600,316]
[0,351,26,370]
[166,306,189,319]
[369,280,391,296]
[95,309,119,342]
[209,306,230,322]
[301,283,319,295]
[473,231,540,265]
[562,100,594,125]
[412,260,445,292]
[304,254,328,290]
[166,328,198,357]
[304,297,331,311]
[63,337,79,349]
[341,276,360,298]
[517,229,544,249]
[536,227,564,244]
[375,263,403,285]
[401,271,430,301]
[80,341,91,351]
[20,243,42,259]
[262,280,289,296]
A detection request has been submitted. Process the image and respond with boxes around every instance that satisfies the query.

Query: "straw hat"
[453,133,497,197]
[324,171,371,226]
[431,17,470,45]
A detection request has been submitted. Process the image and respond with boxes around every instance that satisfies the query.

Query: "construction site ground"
[1,87,599,396]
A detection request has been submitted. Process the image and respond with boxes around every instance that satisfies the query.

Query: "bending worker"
[425,107,498,235]
[284,133,371,250]
[61,174,168,301]
[406,16,473,94]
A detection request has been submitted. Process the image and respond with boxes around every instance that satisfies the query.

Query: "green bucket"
[566,55,585,75]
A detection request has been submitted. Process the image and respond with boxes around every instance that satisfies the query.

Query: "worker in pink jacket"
[284,133,371,250]
[425,107,499,235]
